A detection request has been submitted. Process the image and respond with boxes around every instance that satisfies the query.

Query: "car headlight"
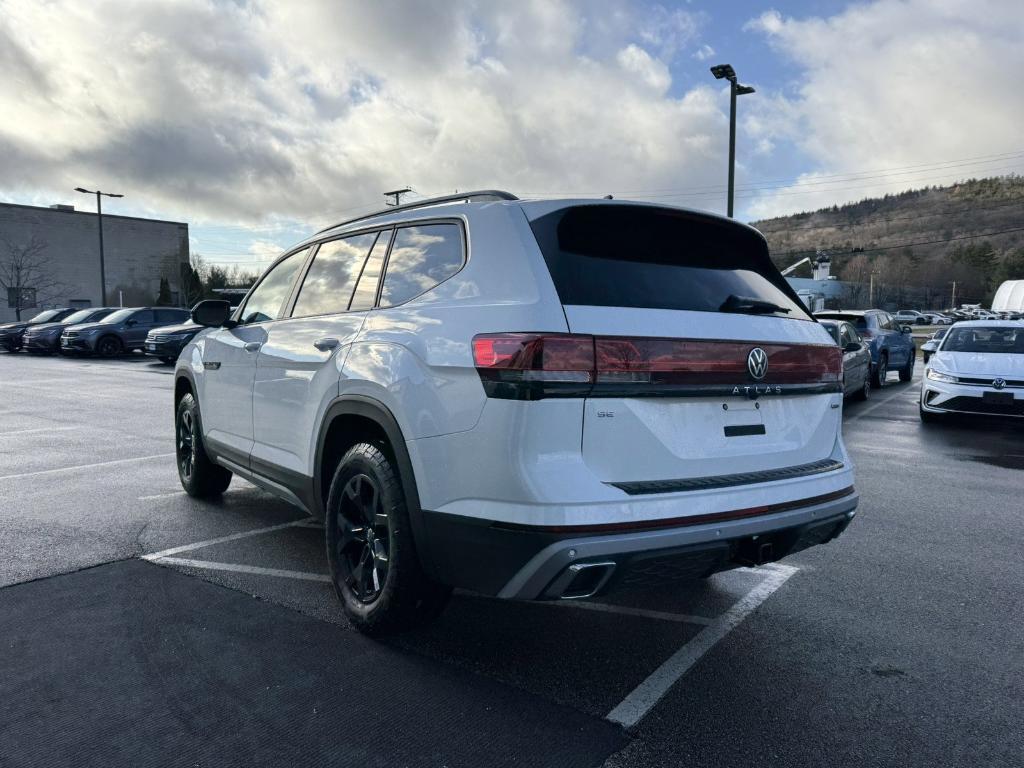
[926,368,958,384]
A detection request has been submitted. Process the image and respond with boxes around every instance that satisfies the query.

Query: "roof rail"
[318,190,519,233]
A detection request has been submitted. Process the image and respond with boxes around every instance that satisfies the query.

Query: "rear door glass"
[528,205,810,319]
[379,223,463,308]
[349,229,391,311]
[292,233,378,318]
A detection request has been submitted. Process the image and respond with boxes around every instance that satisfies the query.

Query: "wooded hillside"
[751,176,1024,308]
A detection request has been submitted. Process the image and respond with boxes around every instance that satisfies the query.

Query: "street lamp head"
[74,187,91,194]
[107,193,125,198]
[710,64,736,81]
[735,84,756,96]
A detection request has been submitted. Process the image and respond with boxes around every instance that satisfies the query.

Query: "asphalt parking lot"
[2,352,1022,767]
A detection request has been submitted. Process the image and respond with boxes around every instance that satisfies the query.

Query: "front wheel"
[175,393,232,497]
[326,443,450,635]
[96,335,123,357]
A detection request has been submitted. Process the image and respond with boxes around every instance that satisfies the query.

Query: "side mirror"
[901,325,913,333]
[125,319,137,327]
[191,300,233,328]
[844,341,862,353]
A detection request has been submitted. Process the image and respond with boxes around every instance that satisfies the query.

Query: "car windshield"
[100,309,135,324]
[941,326,1024,354]
[28,310,62,323]
[62,309,97,324]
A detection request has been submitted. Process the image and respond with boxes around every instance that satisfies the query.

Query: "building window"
[7,287,37,309]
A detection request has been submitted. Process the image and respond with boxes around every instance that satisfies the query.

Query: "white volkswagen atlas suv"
[174,191,858,634]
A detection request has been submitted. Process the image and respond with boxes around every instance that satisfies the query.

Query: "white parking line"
[545,599,714,626]
[137,491,187,501]
[141,519,312,560]
[605,564,798,728]
[846,385,917,422]
[0,452,175,481]
[0,425,81,437]
[149,556,331,582]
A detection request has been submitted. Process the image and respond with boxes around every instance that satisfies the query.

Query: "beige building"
[0,201,190,323]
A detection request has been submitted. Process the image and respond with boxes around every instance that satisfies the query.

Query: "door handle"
[243,341,262,353]
[313,337,340,352]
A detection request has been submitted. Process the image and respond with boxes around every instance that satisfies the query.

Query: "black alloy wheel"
[97,335,122,357]
[873,354,888,389]
[177,407,197,484]
[335,474,391,603]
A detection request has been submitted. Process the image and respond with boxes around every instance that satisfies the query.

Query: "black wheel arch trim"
[315,395,440,581]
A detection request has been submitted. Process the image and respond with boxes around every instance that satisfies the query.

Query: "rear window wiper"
[719,294,791,315]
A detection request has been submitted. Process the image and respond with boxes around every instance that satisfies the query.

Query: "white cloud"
[743,0,1024,219]
[0,0,723,231]
[616,44,672,92]
[692,43,715,61]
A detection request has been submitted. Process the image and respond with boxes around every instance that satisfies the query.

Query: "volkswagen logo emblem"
[993,378,1006,390]
[747,347,768,380]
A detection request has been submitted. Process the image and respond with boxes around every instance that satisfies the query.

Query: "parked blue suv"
[816,310,915,387]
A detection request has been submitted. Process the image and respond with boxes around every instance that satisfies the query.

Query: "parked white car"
[920,321,1024,421]
[922,313,952,325]
[173,190,858,634]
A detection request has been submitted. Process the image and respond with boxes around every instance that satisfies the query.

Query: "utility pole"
[869,270,877,306]
[74,187,124,306]
[710,64,755,218]
[383,187,413,207]
[951,280,957,309]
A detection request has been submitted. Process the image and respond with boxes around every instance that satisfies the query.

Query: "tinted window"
[379,224,463,308]
[820,322,840,344]
[28,310,62,323]
[877,314,893,331]
[240,249,307,324]
[155,309,187,324]
[292,233,379,318]
[817,313,868,330]
[840,323,857,347]
[350,229,391,311]
[529,206,810,319]
[131,310,155,324]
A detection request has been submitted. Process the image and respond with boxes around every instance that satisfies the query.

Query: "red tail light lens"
[472,333,841,400]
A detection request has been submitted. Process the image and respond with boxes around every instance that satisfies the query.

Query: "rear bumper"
[422,489,858,600]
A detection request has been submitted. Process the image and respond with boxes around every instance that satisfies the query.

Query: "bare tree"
[0,236,70,320]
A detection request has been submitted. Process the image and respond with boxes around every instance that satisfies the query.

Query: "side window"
[131,310,154,325]
[379,223,463,308]
[349,229,392,311]
[840,324,856,347]
[292,233,378,318]
[239,248,308,325]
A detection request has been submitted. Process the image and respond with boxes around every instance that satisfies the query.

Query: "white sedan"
[920,321,1024,422]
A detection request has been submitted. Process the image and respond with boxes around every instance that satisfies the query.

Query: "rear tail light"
[472,333,841,400]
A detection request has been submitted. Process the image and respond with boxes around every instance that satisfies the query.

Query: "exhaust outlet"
[545,561,617,600]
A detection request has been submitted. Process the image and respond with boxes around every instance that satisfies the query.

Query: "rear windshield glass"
[528,205,811,319]
[817,313,867,330]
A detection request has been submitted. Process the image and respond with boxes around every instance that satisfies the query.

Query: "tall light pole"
[710,64,755,218]
[383,187,412,207]
[75,187,124,306]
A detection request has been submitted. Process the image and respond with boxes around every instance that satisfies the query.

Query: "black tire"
[872,354,888,389]
[160,356,177,365]
[3,342,20,353]
[922,352,931,365]
[96,335,123,357]
[854,371,871,401]
[326,443,451,635]
[899,348,915,382]
[175,393,232,497]
[919,402,941,424]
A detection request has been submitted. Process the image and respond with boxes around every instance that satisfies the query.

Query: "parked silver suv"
[175,191,858,634]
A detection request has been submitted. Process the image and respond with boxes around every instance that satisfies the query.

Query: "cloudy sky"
[1,0,1022,268]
